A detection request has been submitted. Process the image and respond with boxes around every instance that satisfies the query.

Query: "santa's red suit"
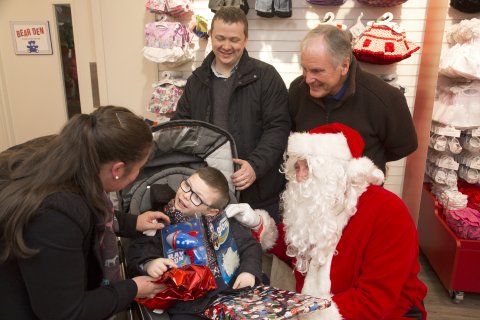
[263,185,427,319]
[253,123,427,320]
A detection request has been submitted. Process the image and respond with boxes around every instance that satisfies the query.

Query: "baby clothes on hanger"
[147,71,187,116]
[352,12,420,64]
[439,18,480,80]
[144,19,193,49]
[432,81,480,128]
[143,20,194,67]
[255,0,292,18]
[306,0,346,4]
[209,0,250,14]
[356,0,408,6]
[146,0,193,17]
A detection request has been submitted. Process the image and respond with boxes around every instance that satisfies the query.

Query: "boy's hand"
[137,211,171,235]
[144,258,177,278]
[232,272,255,289]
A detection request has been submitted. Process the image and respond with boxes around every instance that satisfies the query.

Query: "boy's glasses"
[180,179,212,207]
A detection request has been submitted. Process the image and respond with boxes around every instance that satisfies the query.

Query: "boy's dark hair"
[211,6,249,38]
[196,167,230,209]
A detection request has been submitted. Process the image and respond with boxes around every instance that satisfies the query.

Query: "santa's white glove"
[225,203,261,230]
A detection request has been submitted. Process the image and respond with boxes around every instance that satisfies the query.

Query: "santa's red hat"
[288,123,364,160]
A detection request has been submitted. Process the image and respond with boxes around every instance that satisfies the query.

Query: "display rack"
[418,184,480,302]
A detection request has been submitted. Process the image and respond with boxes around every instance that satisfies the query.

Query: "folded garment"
[446,207,480,240]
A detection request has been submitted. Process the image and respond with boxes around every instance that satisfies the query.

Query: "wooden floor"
[419,252,480,319]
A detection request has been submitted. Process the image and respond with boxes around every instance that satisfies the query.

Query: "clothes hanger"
[367,12,403,33]
[349,12,365,39]
[320,12,347,30]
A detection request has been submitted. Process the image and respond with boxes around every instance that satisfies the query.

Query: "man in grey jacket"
[289,24,418,173]
[173,6,290,223]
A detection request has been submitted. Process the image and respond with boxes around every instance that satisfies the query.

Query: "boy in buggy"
[118,120,265,319]
[126,166,263,319]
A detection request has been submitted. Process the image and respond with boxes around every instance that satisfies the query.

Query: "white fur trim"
[302,257,333,298]
[288,132,352,160]
[300,256,343,319]
[256,210,278,251]
[347,157,385,186]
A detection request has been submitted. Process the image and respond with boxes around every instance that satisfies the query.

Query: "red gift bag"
[136,264,217,310]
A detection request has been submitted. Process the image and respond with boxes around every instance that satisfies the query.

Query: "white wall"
[91,0,158,116]
[0,0,68,148]
[0,0,434,197]
[0,47,15,150]
[149,0,430,196]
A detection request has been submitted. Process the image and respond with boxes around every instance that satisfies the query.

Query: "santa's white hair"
[281,153,384,274]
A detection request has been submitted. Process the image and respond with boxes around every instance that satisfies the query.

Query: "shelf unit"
[418,184,480,299]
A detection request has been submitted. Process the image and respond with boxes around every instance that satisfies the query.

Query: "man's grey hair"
[300,24,352,68]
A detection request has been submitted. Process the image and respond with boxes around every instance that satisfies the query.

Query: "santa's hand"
[232,272,255,289]
[225,203,261,230]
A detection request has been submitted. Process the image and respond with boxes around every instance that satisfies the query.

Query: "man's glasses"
[180,179,212,207]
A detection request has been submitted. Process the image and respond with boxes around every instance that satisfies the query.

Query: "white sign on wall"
[10,21,53,55]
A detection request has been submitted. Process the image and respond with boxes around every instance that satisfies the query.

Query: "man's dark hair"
[211,6,249,38]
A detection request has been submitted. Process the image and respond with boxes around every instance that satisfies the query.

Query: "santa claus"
[226,123,427,319]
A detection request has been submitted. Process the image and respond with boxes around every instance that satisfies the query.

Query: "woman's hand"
[136,211,171,233]
[132,275,167,298]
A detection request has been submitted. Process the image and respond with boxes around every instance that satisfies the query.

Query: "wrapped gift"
[205,212,240,286]
[161,217,208,266]
[204,285,331,319]
[161,214,240,286]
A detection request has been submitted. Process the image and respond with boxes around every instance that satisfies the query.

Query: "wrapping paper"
[136,264,217,310]
[204,285,331,319]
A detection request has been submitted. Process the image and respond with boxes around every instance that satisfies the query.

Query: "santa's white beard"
[281,156,359,274]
